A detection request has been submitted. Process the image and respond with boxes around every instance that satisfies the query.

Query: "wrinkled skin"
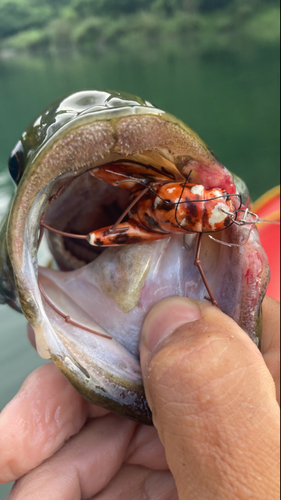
[0,90,270,423]
[0,296,279,500]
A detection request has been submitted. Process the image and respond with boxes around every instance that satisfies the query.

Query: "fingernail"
[141,298,201,354]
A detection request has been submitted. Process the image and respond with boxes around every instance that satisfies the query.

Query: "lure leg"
[194,233,219,308]
[87,183,169,246]
[89,220,169,246]
[38,283,112,339]
[109,187,149,232]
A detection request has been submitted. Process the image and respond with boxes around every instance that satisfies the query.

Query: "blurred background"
[0,0,280,497]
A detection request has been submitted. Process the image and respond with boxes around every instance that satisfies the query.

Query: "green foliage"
[199,0,233,12]
[1,29,50,51]
[73,17,106,45]
[150,0,183,15]
[71,0,151,17]
[164,11,201,34]
[244,6,281,45]
[0,0,279,54]
[0,0,52,38]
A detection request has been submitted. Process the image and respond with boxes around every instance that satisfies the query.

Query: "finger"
[262,296,280,403]
[0,363,109,483]
[92,464,177,500]
[126,425,168,470]
[140,297,280,500]
[7,415,136,500]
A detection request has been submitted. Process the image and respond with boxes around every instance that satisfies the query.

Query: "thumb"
[140,297,280,500]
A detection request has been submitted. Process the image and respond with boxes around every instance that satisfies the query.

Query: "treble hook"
[209,207,280,248]
[221,207,280,227]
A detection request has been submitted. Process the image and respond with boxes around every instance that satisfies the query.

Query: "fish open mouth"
[2,102,270,424]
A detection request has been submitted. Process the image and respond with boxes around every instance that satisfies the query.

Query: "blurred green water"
[0,48,279,498]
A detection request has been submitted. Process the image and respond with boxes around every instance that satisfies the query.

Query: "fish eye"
[8,141,24,184]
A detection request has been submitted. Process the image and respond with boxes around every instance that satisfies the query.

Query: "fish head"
[0,90,270,425]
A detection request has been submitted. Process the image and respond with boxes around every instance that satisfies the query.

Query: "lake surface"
[0,47,279,498]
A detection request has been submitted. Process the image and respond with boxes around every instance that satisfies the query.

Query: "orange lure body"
[88,163,241,246]
[40,161,243,308]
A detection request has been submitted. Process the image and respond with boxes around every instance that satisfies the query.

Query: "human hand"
[0,296,279,500]
[140,295,280,500]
